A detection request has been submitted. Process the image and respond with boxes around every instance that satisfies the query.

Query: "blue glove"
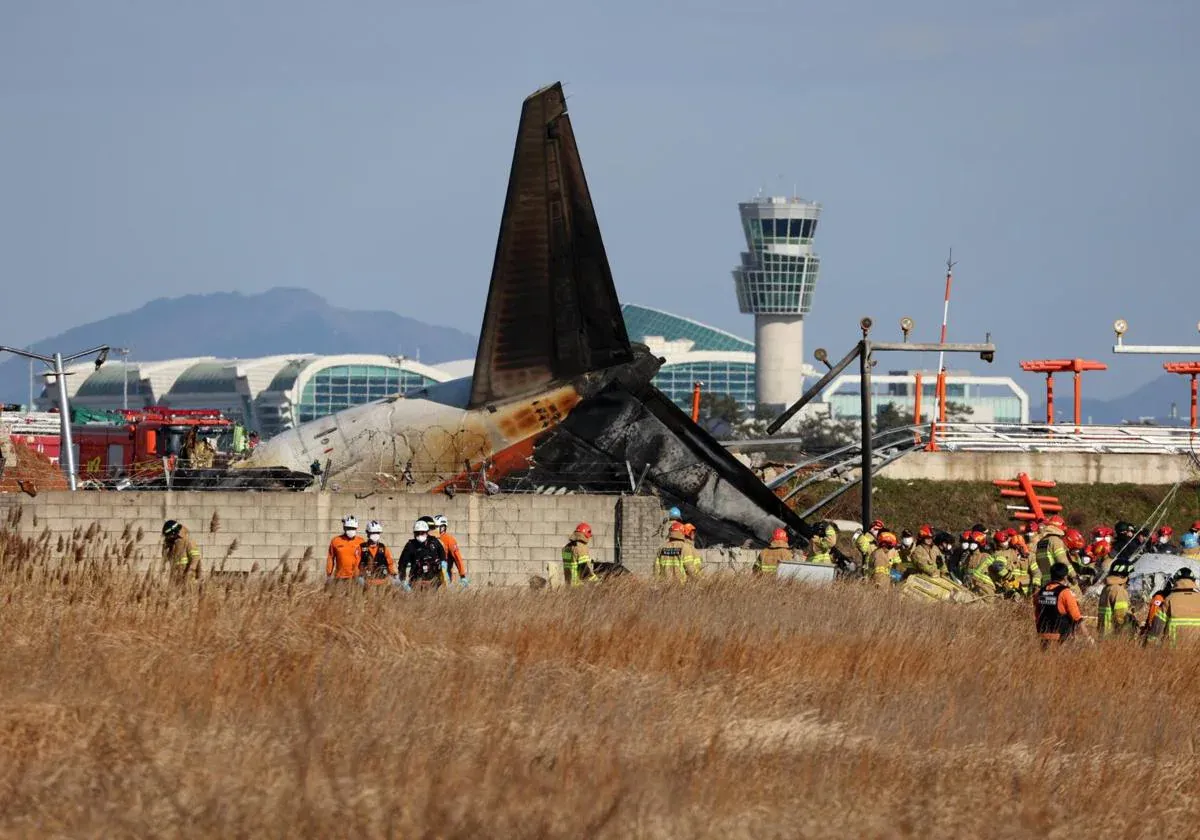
[390,576,403,587]
[403,581,412,592]
[460,576,470,589]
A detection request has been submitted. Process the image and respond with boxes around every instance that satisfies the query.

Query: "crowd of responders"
[757,514,1200,646]
[156,503,1200,645]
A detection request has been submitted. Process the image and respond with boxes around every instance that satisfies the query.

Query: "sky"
[1,0,1197,399]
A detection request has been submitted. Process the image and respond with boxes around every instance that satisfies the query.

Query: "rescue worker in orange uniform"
[432,514,468,588]
[1097,566,1137,638]
[1034,562,1093,648]
[754,528,793,577]
[326,514,365,583]
[561,523,599,587]
[907,525,943,577]
[869,531,900,587]
[681,523,703,579]
[1146,568,1200,646]
[162,519,202,582]
[656,521,689,583]
[358,520,397,586]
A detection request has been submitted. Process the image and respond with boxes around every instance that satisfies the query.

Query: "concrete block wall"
[880,451,1195,485]
[0,490,670,587]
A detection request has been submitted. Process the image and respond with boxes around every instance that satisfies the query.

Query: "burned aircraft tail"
[469,83,633,409]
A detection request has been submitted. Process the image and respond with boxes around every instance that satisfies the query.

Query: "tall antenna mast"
[934,249,956,424]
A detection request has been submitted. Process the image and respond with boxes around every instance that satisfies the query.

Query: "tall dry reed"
[1,517,1197,838]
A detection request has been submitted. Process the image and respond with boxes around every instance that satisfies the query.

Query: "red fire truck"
[0,408,63,463]
[73,407,236,481]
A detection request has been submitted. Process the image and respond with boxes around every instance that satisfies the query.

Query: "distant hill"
[1031,373,1194,426]
[0,287,477,403]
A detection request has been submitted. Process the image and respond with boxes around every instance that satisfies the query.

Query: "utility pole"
[768,317,995,529]
[118,347,132,410]
[0,344,111,490]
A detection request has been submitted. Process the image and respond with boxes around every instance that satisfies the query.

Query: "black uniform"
[400,536,447,585]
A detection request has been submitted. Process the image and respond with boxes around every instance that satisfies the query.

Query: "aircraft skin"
[243,376,585,492]
[239,82,811,546]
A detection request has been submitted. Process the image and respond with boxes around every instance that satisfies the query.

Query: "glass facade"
[732,197,822,318]
[296,364,436,424]
[734,253,821,315]
[653,361,756,413]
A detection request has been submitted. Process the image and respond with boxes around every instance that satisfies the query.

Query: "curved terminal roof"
[621,304,753,353]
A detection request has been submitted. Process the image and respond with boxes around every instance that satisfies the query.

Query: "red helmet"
[1064,529,1086,551]
[870,519,885,531]
[574,522,592,539]
[877,531,898,547]
[918,524,934,538]
[961,530,973,541]
[995,530,1011,544]
[1047,515,1066,529]
[771,528,788,543]
[682,523,696,538]
[1024,521,1040,534]
[669,521,687,537]
[970,530,987,544]
[1157,526,1174,538]
[1191,520,1200,531]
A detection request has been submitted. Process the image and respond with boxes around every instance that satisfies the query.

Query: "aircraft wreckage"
[228,82,810,546]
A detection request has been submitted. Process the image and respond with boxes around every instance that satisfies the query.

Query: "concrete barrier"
[878,451,1196,485]
[0,491,666,587]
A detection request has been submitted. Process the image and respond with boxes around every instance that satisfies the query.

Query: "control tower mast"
[732,195,822,415]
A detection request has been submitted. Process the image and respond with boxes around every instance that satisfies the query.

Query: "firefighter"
[869,531,900,587]
[1034,562,1093,648]
[897,529,916,575]
[807,521,838,565]
[162,519,201,582]
[1148,526,1176,554]
[1097,567,1137,638]
[1006,529,1036,596]
[934,531,956,576]
[681,523,703,579]
[856,519,884,570]
[907,524,942,577]
[326,514,365,584]
[1064,528,1096,588]
[1146,568,1200,646]
[988,558,1020,599]
[962,530,994,593]
[656,521,689,583]
[561,522,598,587]
[1109,520,1140,571]
[754,528,793,577]
[1142,570,1183,643]
[432,513,469,587]
[401,520,447,590]
[358,520,397,586]
[661,506,684,539]
[1035,515,1071,587]
[991,529,1024,596]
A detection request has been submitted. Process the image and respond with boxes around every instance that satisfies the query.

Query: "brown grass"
[2,518,1199,838]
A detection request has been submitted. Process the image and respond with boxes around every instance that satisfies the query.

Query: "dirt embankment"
[0,436,68,495]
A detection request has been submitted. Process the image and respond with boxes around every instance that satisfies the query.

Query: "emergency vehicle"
[72,407,235,481]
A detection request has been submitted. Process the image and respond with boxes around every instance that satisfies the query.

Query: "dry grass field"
[2,518,1199,838]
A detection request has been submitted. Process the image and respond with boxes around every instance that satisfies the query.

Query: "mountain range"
[0,287,478,404]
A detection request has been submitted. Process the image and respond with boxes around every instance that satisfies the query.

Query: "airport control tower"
[732,195,822,415]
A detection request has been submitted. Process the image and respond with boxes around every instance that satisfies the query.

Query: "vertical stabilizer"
[468,83,632,409]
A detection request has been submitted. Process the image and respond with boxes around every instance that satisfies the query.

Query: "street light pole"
[0,344,110,491]
[119,347,131,410]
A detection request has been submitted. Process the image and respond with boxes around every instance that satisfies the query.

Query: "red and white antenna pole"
[928,250,955,450]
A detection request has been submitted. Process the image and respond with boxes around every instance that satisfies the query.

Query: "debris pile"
[0,434,68,495]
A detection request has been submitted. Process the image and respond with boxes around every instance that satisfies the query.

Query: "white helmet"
[412,520,430,534]
[366,520,382,535]
[432,514,448,530]
[342,515,359,530]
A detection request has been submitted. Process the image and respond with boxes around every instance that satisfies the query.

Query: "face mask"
[344,529,357,539]
[1104,536,1113,544]
[961,542,970,550]
[368,534,380,543]
[969,542,979,551]
[415,534,427,543]
[901,537,914,548]
[1159,536,1169,544]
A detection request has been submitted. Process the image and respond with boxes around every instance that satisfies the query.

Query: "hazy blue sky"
[2,1,1196,398]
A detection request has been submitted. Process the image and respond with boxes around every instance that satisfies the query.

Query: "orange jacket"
[327,534,365,578]
[438,532,466,578]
